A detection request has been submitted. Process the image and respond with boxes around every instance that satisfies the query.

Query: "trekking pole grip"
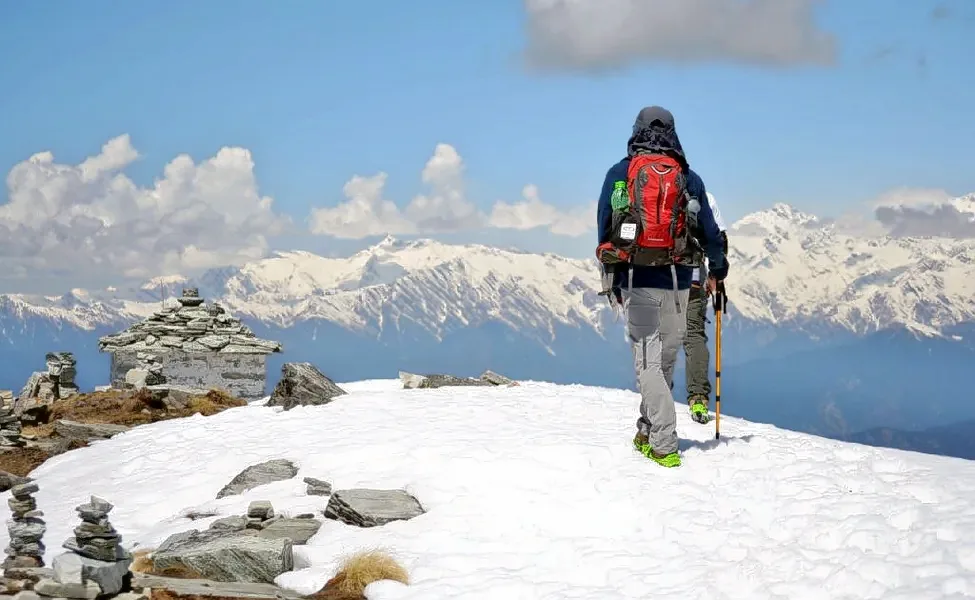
[711,280,727,313]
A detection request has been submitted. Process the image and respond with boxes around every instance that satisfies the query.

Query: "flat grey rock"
[0,472,30,494]
[34,577,100,599]
[256,518,321,545]
[52,552,131,597]
[479,370,518,386]
[265,363,346,411]
[246,501,273,520]
[10,482,38,498]
[324,489,425,528]
[398,372,493,389]
[129,573,303,599]
[53,421,130,442]
[215,459,297,499]
[303,477,332,496]
[151,530,293,584]
[208,516,248,531]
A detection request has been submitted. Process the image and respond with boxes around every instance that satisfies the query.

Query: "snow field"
[3,380,975,599]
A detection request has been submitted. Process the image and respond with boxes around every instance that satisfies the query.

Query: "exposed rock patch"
[324,489,425,528]
[129,573,303,600]
[215,460,298,499]
[52,421,130,443]
[266,363,346,411]
[399,370,518,389]
[303,477,332,497]
[14,353,80,425]
[150,529,293,584]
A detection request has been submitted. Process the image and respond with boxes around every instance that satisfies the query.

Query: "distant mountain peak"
[732,203,818,235]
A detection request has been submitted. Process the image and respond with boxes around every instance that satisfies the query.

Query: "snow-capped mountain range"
[1,200,973,441]
[4,201,974,340]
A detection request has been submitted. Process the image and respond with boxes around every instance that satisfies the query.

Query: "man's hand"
[706,275,719,296]
[708,275,728,312]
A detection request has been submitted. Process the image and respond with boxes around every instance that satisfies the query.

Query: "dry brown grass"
[44,388,245,429]
[0,440,87,477]
[311,550,409,600]
[0,388,245,478]
[130,549,155,574]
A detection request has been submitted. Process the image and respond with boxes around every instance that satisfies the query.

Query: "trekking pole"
[712,280,727,440]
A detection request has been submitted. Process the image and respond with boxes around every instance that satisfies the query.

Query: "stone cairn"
[4,482,46,570]
[0,403,25,449]
[27,497,134,599]
[46,352,79,398]
[62,496,129,563]
[16,352,80,424]
[98,287,282,357]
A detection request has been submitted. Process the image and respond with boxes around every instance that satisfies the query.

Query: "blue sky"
[0,0,973,286]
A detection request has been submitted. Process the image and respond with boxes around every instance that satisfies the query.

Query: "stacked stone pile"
[29,496,133,599]
[15,352,81,424]
[46,353,79,398]
[0,404,25,449]
[4,482,46,570]
[61,496,129,562]
[98,288,282,356]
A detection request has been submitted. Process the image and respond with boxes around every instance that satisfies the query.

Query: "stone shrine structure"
[98,288,282,399]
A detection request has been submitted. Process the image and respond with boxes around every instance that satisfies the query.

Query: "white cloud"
[308,172,417,239]
[522,0,836,71]
[870,187,975,239]
[870,187,956,209]
[309,143,593,239]
[489,184,594,236]
[824,187,975,239]
[0,134,291,280]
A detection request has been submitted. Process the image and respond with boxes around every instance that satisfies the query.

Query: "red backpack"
[596,153,693,267]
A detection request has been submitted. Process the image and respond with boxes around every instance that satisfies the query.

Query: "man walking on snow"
[596,106,728,468]
[685,191,728,425]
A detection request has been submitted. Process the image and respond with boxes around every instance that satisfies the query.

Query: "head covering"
[626,105,688,168]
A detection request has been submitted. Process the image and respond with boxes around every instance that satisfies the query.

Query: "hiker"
[596,106,728,468]
[685,191,728,425]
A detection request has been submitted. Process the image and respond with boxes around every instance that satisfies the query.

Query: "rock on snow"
[215,459,298,499]
[265,363,346,411]
[5,379,975,599]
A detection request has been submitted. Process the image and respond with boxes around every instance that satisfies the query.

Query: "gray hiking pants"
[684,280,711,403]
[622,286,690,456]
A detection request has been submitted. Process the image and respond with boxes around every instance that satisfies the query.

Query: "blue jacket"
[597,106,728,291]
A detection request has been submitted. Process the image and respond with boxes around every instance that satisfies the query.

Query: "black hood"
[626,106,688,168]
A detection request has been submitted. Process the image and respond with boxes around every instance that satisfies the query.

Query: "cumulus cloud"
[870,187,975,238]
[0,134,291,281]
[309,143,594,239]
[489,184,594,236]
[522,0,836,71]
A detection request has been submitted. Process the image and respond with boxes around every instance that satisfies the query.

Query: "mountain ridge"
[1,200,973,342]
[0,200,972,450]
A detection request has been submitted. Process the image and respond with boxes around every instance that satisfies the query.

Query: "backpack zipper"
[656,173,664,224]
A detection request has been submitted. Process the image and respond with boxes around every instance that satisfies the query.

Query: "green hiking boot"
[689,395,711,424]
[632,432,681,467]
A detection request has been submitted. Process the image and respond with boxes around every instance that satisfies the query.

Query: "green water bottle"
[610,180,628,211]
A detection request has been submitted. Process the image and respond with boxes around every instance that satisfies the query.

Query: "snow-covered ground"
[5,380,975,599]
